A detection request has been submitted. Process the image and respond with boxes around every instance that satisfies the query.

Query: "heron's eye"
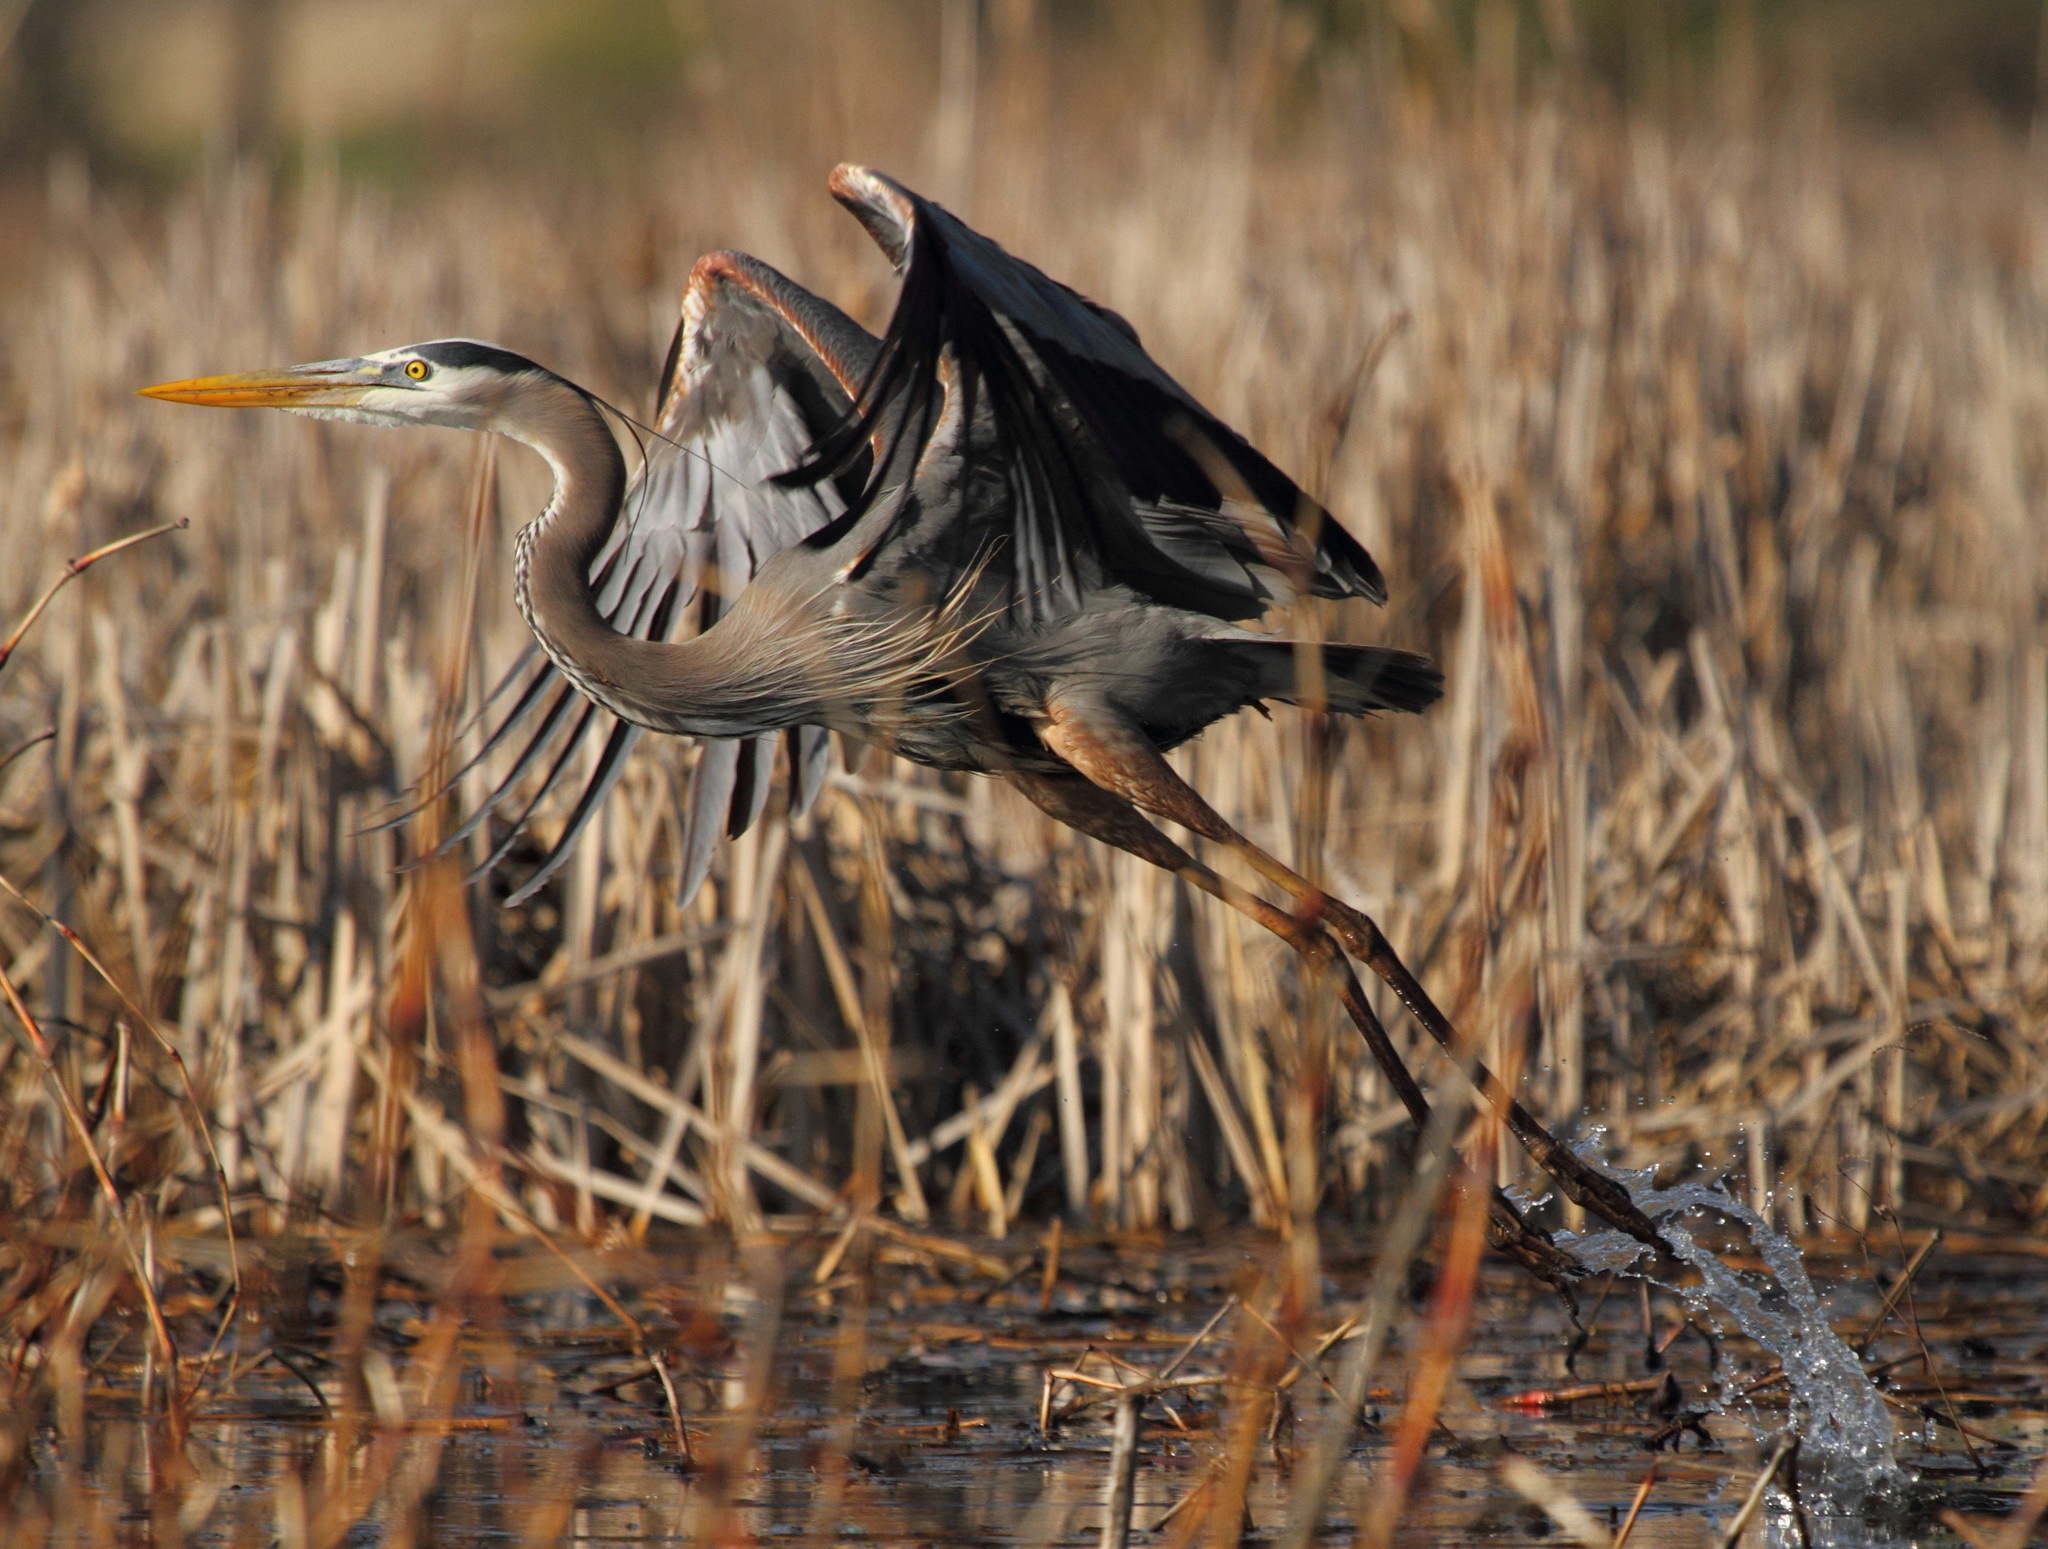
[404,359,430,381]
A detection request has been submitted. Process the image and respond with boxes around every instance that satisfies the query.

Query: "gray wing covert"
[450,252,876,907]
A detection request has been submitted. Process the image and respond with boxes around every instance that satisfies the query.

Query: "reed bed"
[1,6,2046,1540]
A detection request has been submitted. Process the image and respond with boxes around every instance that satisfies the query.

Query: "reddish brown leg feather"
[1038,697,1667,1254]
[1005,768,1581,1292]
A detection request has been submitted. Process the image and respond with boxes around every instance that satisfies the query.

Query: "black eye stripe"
[415,340,537,375]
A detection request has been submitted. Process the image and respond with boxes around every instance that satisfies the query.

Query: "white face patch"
[144,339,567,440]
[270,348,540,431]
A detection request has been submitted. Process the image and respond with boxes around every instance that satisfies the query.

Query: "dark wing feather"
[789,724,832,817]
[498,719,642,906]
[788,165,1385,627]
[455,252,877,904]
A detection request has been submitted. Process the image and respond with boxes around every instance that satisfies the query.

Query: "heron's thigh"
[1003,769,1192,873]
[1037,694,1238,846]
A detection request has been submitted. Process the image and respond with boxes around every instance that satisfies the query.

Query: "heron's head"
[140,340,570,435]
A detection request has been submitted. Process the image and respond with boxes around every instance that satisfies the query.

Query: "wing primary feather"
[442,537,681,857]
[491,577,670,898]
[502,718,644,907]
[727,732,776,839]
[463,697,606,881]
[469,641,543,726]
[362,657,562,838]
[790,724,832,817]
[432,678,587,856]
[811,167,1388,622]
[678,739,742,908]
[775,208,943,501]
[633,577,683,656]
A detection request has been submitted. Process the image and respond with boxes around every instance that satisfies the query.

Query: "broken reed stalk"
[0,519,187,678]
[1358,1113,1503,1547]
[0,961,178,1386]
[0,727,53,781]
[1858,1228,1942,1355]
[1230,1297,1344,1398]
[1499,1455,1609,1547]
[1867,1217,1987,1475]
[1036,1301,1248,1549]
[1716,1434,1800,1549]
[1099,1389,1141,1549]
[1612,1461,1660,1549]
[1277,1070,1478,1549]
[1037,1216,1063,1310]
[1501,1372,1672,1410]
[788,849,928,1221]
[0,870,245,1397]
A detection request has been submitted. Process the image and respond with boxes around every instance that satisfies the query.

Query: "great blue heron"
[144,165,1661,1279]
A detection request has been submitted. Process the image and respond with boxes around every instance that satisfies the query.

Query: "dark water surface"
[18,1227,2047,1546]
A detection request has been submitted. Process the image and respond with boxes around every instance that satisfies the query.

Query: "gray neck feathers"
[505,376,964,741]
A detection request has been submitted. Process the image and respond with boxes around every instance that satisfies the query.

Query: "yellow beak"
[138,362,377,409]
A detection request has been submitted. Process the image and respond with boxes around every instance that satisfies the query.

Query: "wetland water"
[17,1226,2047,1546]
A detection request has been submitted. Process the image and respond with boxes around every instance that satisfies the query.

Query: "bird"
[143,164,1663,1280]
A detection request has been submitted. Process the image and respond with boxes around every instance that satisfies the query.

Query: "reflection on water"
[13,1228,2045,1545]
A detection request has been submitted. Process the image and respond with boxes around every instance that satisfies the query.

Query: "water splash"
[1556,1143,1904,1531]
[1642,1183,1900,1496]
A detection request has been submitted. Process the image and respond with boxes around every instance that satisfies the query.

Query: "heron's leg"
[1037,698,1665,1252]
[1003,767,1582,1293]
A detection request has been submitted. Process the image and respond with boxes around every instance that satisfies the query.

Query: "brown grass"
[0,4,2045,1540]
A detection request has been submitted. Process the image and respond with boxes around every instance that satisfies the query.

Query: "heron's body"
[502,334,1431,778]
[143,165,1671,1288]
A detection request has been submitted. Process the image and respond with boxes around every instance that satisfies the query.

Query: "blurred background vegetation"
[0,0,2040,196]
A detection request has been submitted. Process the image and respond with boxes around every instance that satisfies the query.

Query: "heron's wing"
[796,164,1385,627]
[459,252,877,907]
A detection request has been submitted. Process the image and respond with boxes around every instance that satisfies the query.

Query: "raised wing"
[452,252,877,907]
[786,164,1385,628]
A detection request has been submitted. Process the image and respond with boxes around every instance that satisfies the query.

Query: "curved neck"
[505,379,633,701]
[502,378,829,738]
[516,380,629,589]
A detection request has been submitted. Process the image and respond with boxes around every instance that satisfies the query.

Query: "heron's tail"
[1239,641,1443,716]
